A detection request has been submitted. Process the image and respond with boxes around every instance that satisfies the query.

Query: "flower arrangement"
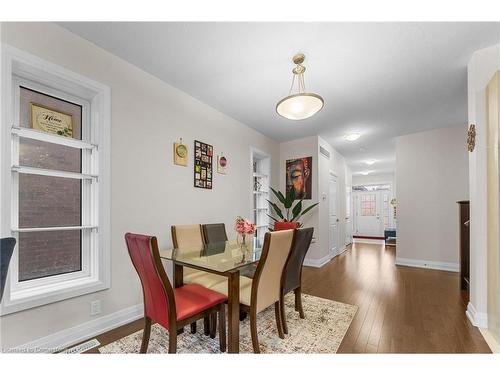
[235,216,256,235]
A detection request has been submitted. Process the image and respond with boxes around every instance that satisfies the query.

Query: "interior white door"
[329,174,339,257]
[355,191,383,237]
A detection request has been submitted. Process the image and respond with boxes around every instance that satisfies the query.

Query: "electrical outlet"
[90,300,101,316]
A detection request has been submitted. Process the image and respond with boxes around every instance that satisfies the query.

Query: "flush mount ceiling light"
[276,53,324,120]
[344,132,361,141]
[365,159,377,165]
[360,171,372,176]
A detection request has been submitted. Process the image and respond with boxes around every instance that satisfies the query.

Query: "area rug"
[99,294,357,354]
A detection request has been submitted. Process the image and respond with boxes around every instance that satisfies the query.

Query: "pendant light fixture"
[276,53,324,120]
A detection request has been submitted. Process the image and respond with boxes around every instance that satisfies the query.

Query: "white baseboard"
[353,238,385,245]
[13,303,144,353]
[303,253,332,268]
[395,257,459,273]
[479,328,500,353]
[466,302,488,328]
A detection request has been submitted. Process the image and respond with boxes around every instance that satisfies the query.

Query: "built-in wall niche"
[251,149,271,250]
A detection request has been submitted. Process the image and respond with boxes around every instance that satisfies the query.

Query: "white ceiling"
[59,22,500,175]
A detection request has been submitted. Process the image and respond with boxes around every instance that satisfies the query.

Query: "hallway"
[301,242,490,353]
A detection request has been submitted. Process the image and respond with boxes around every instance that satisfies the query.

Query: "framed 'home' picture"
[194,140,213,189]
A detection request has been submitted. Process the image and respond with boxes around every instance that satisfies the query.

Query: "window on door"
[360,194,376,216]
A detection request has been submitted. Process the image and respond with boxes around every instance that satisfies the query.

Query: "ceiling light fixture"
[276,53,324,120]
[360,171,372,176]
[365,159,376,165]
[344,132,361,141]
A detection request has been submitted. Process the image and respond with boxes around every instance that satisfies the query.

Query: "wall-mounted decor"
[286,156,312,199]
[467,124,476,152]
[30,103,73,137]
[194,140,213,189]
[217,153,228,174]
[173,138,188,166]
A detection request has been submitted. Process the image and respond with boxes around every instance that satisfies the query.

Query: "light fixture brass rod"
[288,73,296,96]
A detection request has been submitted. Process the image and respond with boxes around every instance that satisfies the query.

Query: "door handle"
[336,218,339,222]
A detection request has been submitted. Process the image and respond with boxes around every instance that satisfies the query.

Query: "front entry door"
[329,173,339,258]
[355,191,383,237]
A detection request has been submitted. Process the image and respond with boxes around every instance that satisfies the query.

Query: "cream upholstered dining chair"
[210,229,295,353]
[171,224,226,288]
[171,224,227,335]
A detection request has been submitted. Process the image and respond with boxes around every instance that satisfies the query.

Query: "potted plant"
[267,187,319,230]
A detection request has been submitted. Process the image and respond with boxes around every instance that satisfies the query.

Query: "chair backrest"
[202,223,228,244]
[125,233,175,329]
[283,227,314,294]
[171,224,204,249]
[252,229,295,313]
[1,237,16,302]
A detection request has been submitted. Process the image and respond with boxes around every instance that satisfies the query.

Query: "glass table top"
[159,240,262,273]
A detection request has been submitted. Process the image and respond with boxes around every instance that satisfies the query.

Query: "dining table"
[160,240,262,353]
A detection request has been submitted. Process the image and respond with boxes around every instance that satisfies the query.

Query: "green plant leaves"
[285,187,295,209]
[270,187,286,206]
[266,214,279,223]
[266,199,285,220]
[291,199,303,222]
[267,187,319,225]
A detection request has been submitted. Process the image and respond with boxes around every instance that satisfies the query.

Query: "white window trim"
[0,44,111,316]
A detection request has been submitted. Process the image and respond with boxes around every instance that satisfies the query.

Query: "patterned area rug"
[99,294,357,354]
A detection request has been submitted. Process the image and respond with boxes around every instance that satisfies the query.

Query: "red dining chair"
[125,233,227,353]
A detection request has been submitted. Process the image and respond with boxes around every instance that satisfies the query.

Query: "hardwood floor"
[302,242,490,353]
[83,241,490,353]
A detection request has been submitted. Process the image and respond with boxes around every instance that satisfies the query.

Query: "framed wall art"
[194,140,213,189]
[173,138,188,166]
[217,153,227,174]
[286,156,312,199]
[30,103,73,137]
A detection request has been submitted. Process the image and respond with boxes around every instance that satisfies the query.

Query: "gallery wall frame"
[194,140,213,189]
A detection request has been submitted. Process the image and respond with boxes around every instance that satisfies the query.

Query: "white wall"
[0,22,279,348]
[467,43,500,333]
[395,126,469,270]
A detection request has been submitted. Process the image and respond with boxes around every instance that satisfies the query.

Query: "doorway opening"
[251,149,271,250]
[352,183,395,239]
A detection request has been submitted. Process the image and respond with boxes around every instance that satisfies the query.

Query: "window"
[1,46,110,315]
[353,184,391,192]
[360,194,376,216]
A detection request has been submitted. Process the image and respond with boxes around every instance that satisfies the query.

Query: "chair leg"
[168,327,177,354]
[274,302,284,339]
[249,309,260,354]
[219,304,226,353]
[295,287,305,319]
[203,316,210,336]
[190,322,197,334]
[140,317,151,353]
[210,312,217,339]
[280,293,288,335]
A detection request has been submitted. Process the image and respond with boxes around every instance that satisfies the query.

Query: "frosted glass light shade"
[276,93,324,120]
